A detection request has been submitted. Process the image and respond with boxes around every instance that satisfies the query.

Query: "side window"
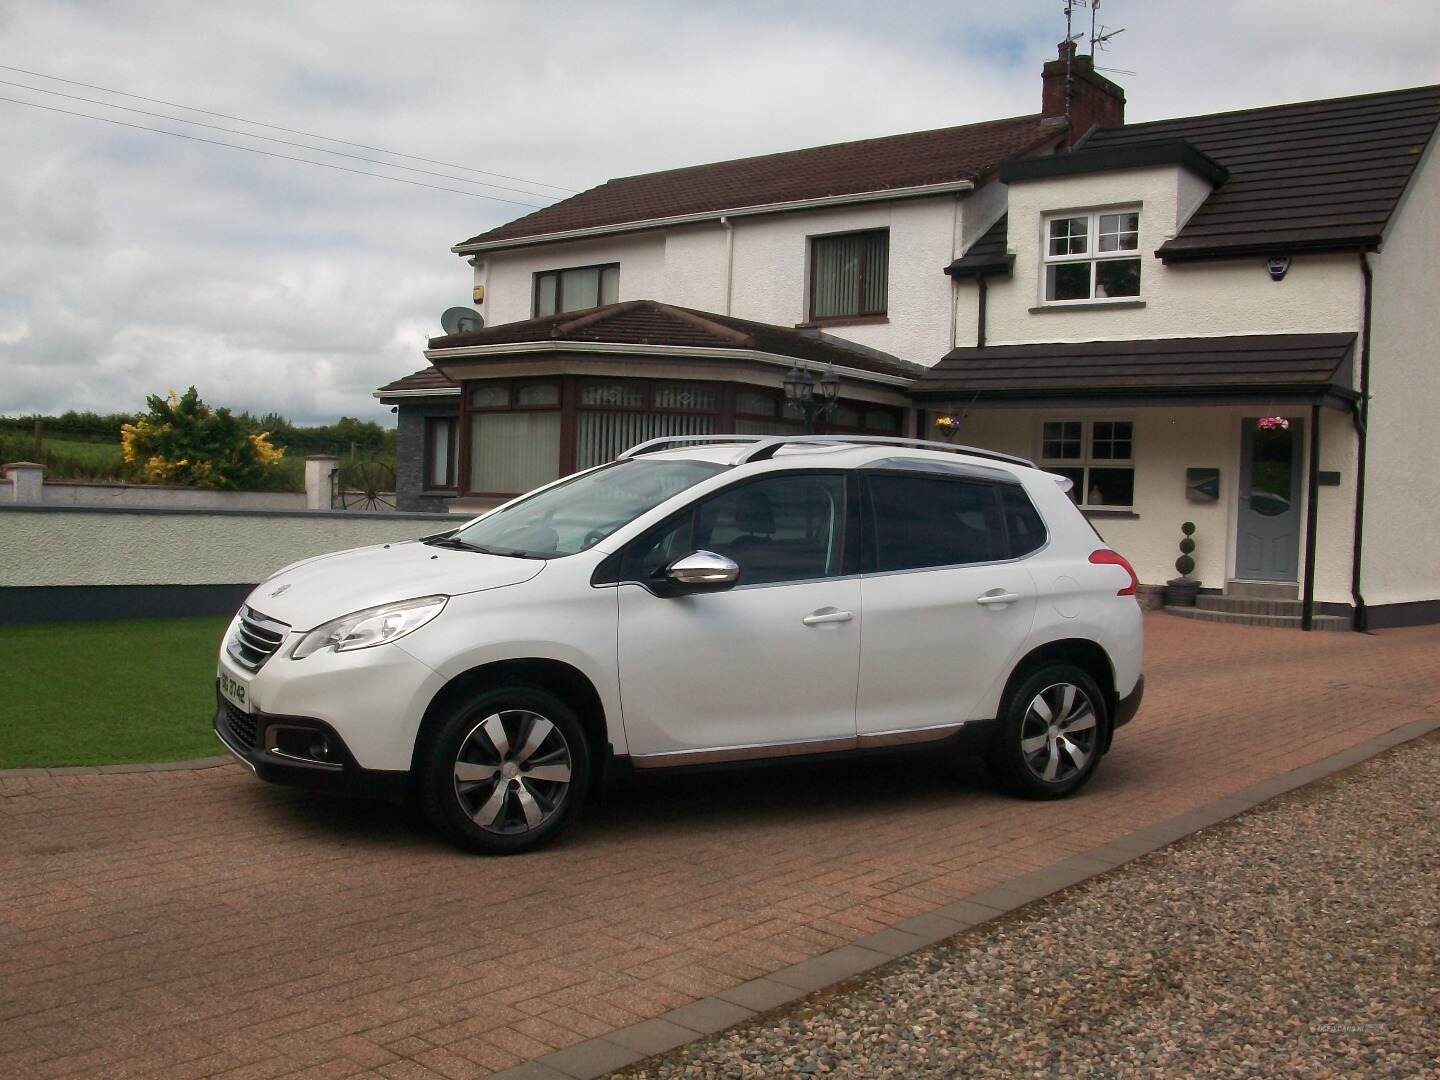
[698,474,845,585]
[999,484,1048,557]
[866,475,1007,571]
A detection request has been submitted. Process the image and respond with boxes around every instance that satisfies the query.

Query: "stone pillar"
[304,455,339,511]
[5,461,43,503]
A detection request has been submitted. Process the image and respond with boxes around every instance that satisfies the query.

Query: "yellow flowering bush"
[120,387,285,489]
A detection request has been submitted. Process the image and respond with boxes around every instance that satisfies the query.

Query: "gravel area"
[613,733,1440,1079]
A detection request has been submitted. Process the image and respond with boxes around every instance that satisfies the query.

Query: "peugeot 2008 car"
[215,435,1144,854]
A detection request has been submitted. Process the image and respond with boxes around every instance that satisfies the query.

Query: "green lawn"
[0,616,232,768]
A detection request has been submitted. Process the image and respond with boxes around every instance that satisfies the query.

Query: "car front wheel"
[989,664,1106,799]
[417,685,591,854]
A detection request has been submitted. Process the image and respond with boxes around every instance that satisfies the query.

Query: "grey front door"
[1236,417,1303,582]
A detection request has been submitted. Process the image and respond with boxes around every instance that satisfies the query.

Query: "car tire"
[989,664,1107,800]
[416,685,591,855]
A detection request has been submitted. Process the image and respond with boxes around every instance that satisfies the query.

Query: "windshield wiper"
[423,536,545,558]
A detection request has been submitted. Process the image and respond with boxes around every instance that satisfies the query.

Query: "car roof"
[632,438,1040,479]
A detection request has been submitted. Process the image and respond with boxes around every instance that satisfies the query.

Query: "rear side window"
[866,475,1008,571]
[999,484,1048,557]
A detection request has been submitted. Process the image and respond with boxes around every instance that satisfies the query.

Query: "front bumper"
[214,686,408,802]
[1114,674,1144,730]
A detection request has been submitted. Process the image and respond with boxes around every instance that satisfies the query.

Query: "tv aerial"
[441,307,485,335]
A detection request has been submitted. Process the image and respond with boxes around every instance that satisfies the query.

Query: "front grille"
[226,606,289,671]
[223,700,258,747]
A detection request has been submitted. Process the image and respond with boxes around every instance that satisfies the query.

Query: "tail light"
[1089,548,1139,596]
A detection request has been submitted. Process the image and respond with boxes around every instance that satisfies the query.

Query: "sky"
[1,1,1437,426]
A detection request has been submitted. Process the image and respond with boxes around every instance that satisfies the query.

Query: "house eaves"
[423,340,917,388]
[451,181,976,255]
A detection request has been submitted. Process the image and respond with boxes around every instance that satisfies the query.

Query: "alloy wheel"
[1019,682,1098,784]
[453,709,574,834]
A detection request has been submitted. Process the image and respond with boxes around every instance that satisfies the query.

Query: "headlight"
[290,596,447,660]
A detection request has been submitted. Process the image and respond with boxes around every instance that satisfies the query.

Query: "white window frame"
[1040,207,1142,306]
[1038,418,1136,510]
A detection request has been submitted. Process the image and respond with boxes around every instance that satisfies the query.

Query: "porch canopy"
[909,333,1359,410]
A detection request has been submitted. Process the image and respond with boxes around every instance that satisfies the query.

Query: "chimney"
[1042,40,1125,147]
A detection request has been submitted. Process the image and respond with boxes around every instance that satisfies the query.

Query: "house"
[377,42,1440,630]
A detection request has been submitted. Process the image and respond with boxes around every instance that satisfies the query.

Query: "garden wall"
[0,504,454,623]
[38,480,306,510]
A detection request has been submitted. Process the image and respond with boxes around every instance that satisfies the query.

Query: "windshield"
[446,458,727,558]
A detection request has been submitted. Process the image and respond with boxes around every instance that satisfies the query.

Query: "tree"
[121,387,284,489]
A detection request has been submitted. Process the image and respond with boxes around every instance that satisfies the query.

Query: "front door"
[1236,417,1303,582]
[616,471,860,760]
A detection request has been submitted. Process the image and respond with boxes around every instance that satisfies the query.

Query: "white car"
[215,435,1144,854]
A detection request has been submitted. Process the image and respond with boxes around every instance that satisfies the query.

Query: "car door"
[616,470,861,761]
[856,470,1038,739]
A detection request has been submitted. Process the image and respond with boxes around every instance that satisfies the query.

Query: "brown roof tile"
[912,334,1357,402]
[375,366,458,396]
[1082,84,1440,259]
[458,115,1060,249]
[425,300,924,381]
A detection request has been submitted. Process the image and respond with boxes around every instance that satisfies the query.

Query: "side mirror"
[663,550,740,594]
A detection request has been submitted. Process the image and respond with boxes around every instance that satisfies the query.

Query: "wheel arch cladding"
[412,658,609,788]
[1002,639,1119,752]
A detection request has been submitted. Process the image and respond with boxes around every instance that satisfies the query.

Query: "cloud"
[0,0,1436,423]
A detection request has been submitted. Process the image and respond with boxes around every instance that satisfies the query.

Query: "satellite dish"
[441,307,485,336]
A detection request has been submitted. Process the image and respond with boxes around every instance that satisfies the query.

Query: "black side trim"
[1113,674,1144,731]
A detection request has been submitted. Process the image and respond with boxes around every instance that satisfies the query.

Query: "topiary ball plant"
[1175,521,1197,578]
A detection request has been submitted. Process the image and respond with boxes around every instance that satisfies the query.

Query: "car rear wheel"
[417,685,590,854]
[989,664,1106,799]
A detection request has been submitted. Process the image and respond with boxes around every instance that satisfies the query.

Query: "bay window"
[1040,419,1134,509]
[1042,209,1141,303]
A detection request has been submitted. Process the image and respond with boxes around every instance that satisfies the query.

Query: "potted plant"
[1164,522,1200,607]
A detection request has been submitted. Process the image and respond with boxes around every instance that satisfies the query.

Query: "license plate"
[218,667,251,713]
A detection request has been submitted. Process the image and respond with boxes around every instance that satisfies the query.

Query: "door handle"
[975,591,1021,607]
[802,608,854,626]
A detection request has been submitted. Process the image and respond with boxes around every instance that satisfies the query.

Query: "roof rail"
[617,435,769,460]
[731,435,1036,468]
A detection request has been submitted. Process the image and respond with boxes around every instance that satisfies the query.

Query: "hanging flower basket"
[1256,416,1290,431]
[934,415,963,440]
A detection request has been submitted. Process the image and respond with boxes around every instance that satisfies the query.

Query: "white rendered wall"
[961,165,1366,347]
[471,195,968,365]
[1360,140,1440,608]
[947,405,1357,604]
[0,508,450,587]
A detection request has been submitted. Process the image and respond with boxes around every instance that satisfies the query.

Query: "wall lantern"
[1267,256,1291,282]
[783,363,841,432]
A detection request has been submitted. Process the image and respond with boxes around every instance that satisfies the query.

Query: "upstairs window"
[534,263,619,318]
[1042,209,1140,303]
[809,230,888,320]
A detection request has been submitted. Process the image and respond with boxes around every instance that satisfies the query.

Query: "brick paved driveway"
[4,613,1439,1079]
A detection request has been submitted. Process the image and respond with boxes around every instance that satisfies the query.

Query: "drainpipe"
[976,276,989,348]
[1349,253,1372,630]
[720,216,735,315]
[1301,403,1322,630]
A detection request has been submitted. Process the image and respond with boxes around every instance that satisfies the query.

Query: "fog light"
[266,725,338,766]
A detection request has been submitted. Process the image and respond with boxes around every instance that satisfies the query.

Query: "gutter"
[451,180,977,255]
[422,340,918,388]
[373,387,460,399]
[1350,253,1373,630]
